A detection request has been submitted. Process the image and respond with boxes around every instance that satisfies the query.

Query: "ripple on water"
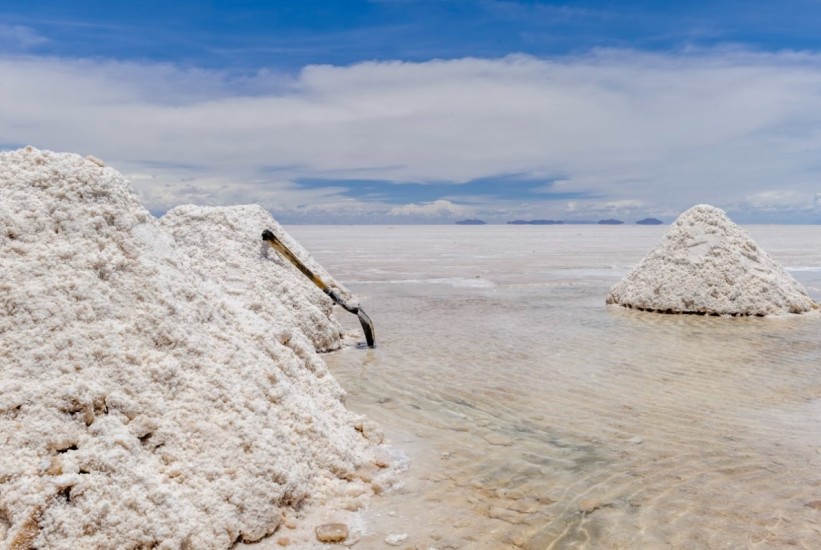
[292,225,821,549]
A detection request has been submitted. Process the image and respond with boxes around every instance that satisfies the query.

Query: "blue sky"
[3,1,821,222]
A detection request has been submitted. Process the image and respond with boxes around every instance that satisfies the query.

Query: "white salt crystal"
[385,533,409,546]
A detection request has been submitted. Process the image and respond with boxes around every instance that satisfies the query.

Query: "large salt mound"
[0,147,382,549]
[606,204,819,316]
[159,204,347,352]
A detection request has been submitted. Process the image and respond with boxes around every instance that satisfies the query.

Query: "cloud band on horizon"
[2,49,821,223]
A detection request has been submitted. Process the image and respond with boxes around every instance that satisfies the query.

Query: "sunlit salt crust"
[0,147,386,549]
[606,204,819,316]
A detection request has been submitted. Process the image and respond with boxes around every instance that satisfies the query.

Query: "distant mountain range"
[456,217,665,225]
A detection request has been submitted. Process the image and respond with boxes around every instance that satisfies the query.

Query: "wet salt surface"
[290,225,821,549]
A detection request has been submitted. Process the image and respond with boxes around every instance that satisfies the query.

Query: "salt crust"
[606,204,819,316]
[0,147,385,549]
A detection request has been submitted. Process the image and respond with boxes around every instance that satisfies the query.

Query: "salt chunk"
[315,522,349,543]
[385,533,409,546]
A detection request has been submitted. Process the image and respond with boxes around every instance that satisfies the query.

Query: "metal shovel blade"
[357,308,375,348]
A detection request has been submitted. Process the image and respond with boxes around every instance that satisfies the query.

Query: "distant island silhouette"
[464,217,666,225]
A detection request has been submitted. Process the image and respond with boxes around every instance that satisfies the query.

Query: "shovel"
[262,229,375,348]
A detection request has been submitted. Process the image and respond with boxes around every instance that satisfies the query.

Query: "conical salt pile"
[606,204,819,316]
[0,147,386,549]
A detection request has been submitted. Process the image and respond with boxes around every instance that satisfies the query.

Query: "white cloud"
[561,198,647,221]
[744,190,809,209]
[0,24,47,50]
[388,199,473,218]
[3,50,821,221]
[729,189,821,218]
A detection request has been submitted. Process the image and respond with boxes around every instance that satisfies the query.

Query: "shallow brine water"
[289,225,821,549]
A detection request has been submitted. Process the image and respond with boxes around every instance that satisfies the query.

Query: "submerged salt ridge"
[0,147,388,549]
[607,204,819,316]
